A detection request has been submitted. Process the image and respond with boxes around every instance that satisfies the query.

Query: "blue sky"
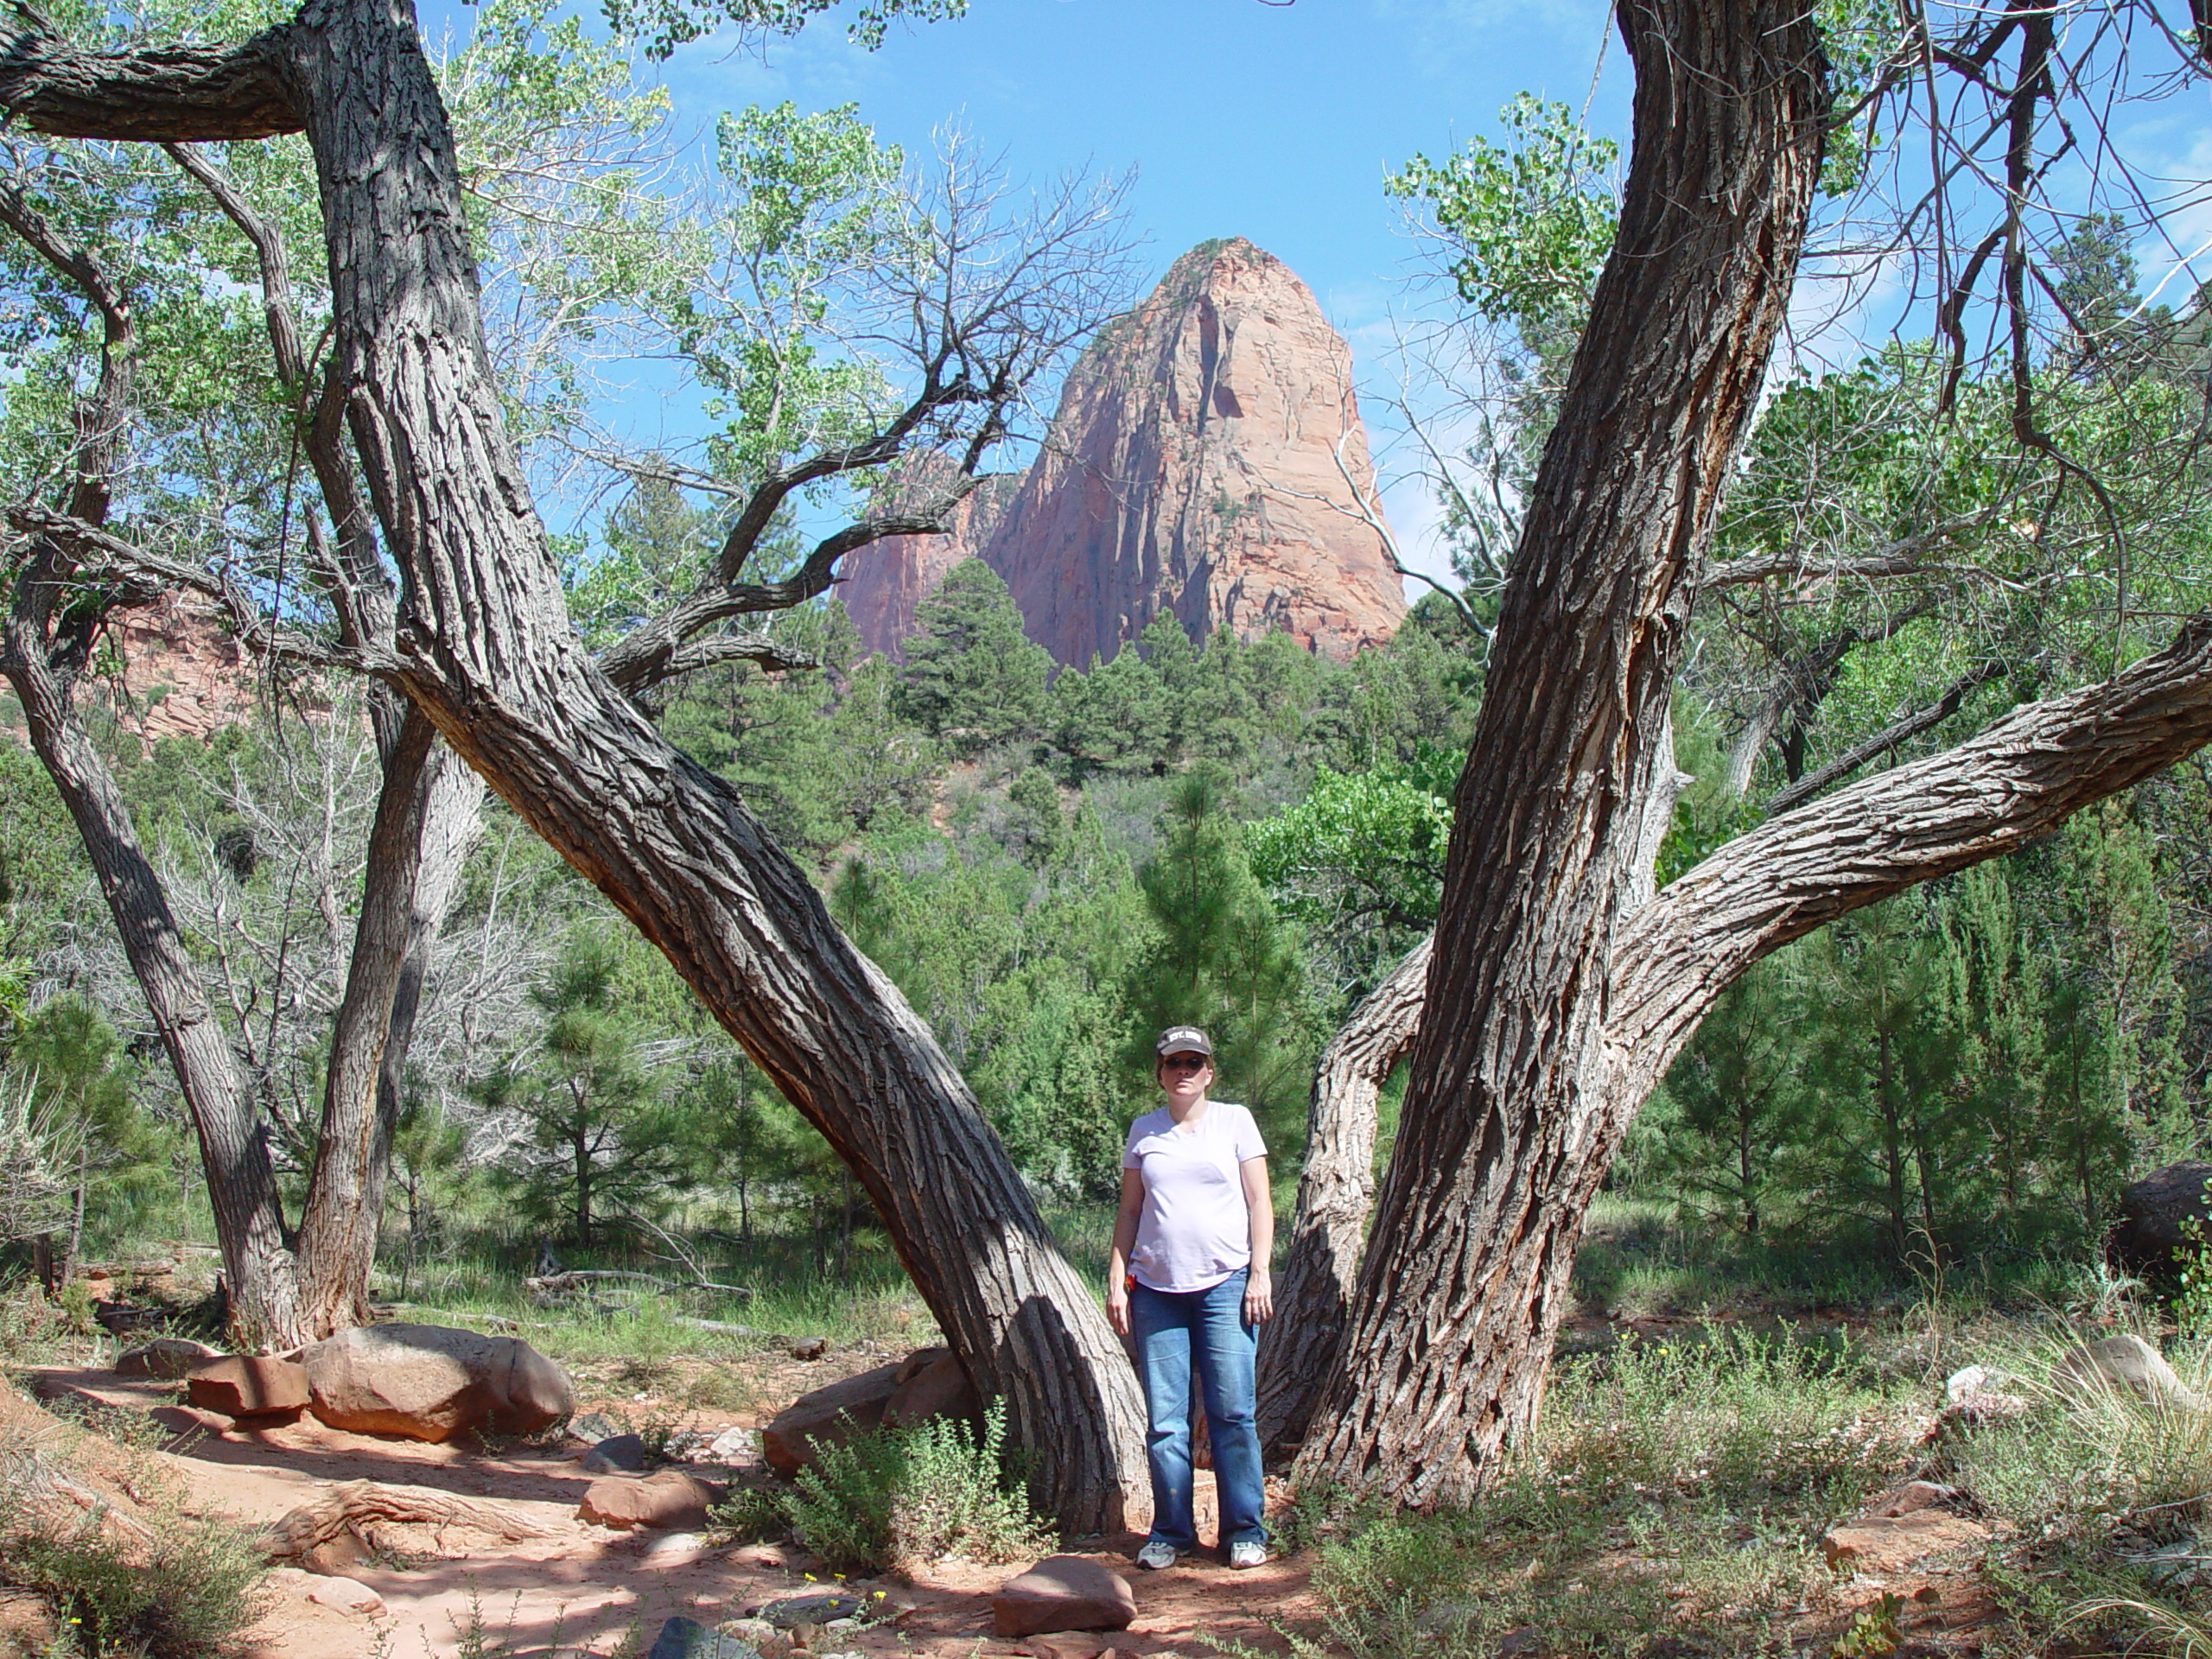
[655,0,1624,334]
[448,0,1635,585]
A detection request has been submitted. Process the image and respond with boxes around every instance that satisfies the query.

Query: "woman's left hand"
[1243,1268,1274,1325]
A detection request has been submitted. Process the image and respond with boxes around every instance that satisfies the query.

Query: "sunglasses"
[1160,1055,1210,1071]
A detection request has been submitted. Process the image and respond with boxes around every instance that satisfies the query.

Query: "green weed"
[724,1402,1052,1573]
[1306,1328,1925,1659]
[0,1484,265,1659]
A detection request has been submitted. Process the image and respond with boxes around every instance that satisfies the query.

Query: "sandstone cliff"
[838,465,1022,662]
[982,238,1407,667]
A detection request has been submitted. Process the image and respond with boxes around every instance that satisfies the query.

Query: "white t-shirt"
[1121,1101,1267,1294]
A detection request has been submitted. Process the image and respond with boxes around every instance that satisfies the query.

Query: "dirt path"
[18,1365,1321,1659]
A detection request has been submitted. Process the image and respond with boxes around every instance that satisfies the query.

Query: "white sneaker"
[1135,1541,1179,1570]
[1228,1541,1268,1569]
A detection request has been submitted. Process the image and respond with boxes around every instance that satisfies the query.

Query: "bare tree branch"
[1611,608,2212,1091]
[1765,657,2007,813]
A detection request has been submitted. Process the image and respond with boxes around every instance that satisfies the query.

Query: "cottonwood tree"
[1269,0,2212,1504]
[0,0,1154,1526]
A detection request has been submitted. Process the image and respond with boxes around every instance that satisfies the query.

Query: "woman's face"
[1157,1051,1213,1103]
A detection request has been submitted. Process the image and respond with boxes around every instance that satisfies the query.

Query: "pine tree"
[895,561,1052,753]
[1129,773,1318,1136]
[488,927,688,1248]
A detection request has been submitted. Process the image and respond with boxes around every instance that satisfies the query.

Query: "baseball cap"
[1154,1025,1214,1058]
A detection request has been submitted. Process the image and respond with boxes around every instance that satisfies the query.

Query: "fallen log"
[265,1479,554,1560]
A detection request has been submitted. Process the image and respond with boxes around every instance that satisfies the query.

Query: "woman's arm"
[1106,1166,1145,1338]
[1241,1156,1274,1324]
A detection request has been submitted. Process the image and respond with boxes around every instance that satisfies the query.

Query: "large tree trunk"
[0,0,1148,1526]
[1296,0,1831,1506]
[1254,936,1427,1463]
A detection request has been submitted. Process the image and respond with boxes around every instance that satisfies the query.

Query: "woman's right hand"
[1106,1279,1131,1338]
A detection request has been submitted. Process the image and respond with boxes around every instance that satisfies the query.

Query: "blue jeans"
[1129,1269,1267,1551]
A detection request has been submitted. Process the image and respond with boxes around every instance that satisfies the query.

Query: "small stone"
[302,1575,386,1616]
[752,1594,869,1628]
[647,1617,764,1659]
[1821,1512,1991,1573]
[571,1411,623,1442]
[642,1532,709,1564]
[664,1429,713,1462]
[1866,1479,1957,1518]
[789,1338,830,1361]
[1020,1636,1108,1659]
[992,1557,1138,1639]
[579,1470,719,1531]
[582,1433,651,1473]
[114,1338,219,1379]
[187,1355,310,1420]
[706,1427,759,1462]
[1940,1364,2029,1429]
[721,1618,779,1647]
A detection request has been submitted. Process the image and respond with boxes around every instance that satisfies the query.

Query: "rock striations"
[982,237,1406,667]
[840,463,1022,662]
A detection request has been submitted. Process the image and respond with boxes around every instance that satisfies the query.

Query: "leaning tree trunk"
[0,0,1148,1527]
[1254,937,1427,1462]
[1296,0,1831,1506]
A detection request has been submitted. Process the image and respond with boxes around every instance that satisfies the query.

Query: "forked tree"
[1272,0,2212,1504]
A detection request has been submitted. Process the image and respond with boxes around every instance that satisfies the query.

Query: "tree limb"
[0,19,300,142]
[1609,610,2212,1094]
[1764,658,2006,814]
[1703,511,1996,590]
[598,505,964,692]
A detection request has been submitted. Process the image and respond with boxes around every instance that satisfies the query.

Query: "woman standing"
[1106,1025,1273,1570]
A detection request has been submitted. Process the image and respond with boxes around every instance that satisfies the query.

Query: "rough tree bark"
[1279,0,2212,1503]
[1253,937,1427,1463]
[1295,0,1833,1506]
[0,0,1148,1525]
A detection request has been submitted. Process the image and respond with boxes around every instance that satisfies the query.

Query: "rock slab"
[1821,1512,1991,1573]
[840,463,1024,661]
[753,1593,869,1627]
[761,1362,904,1477]
[579,1469,719,1530]
[300,1322,574,1441]
[2052,1333,2207,1410]
[2109,1162,2212,1279]
[992,1557,1138,1638]
[982,238,1408,670]
[303,1576,386,1616]
[186,1356,309,1420]
[883,1347,980,1429]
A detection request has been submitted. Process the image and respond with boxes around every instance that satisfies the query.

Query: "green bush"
[738,1402,1052,1573]
[0,1485,265,1658]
